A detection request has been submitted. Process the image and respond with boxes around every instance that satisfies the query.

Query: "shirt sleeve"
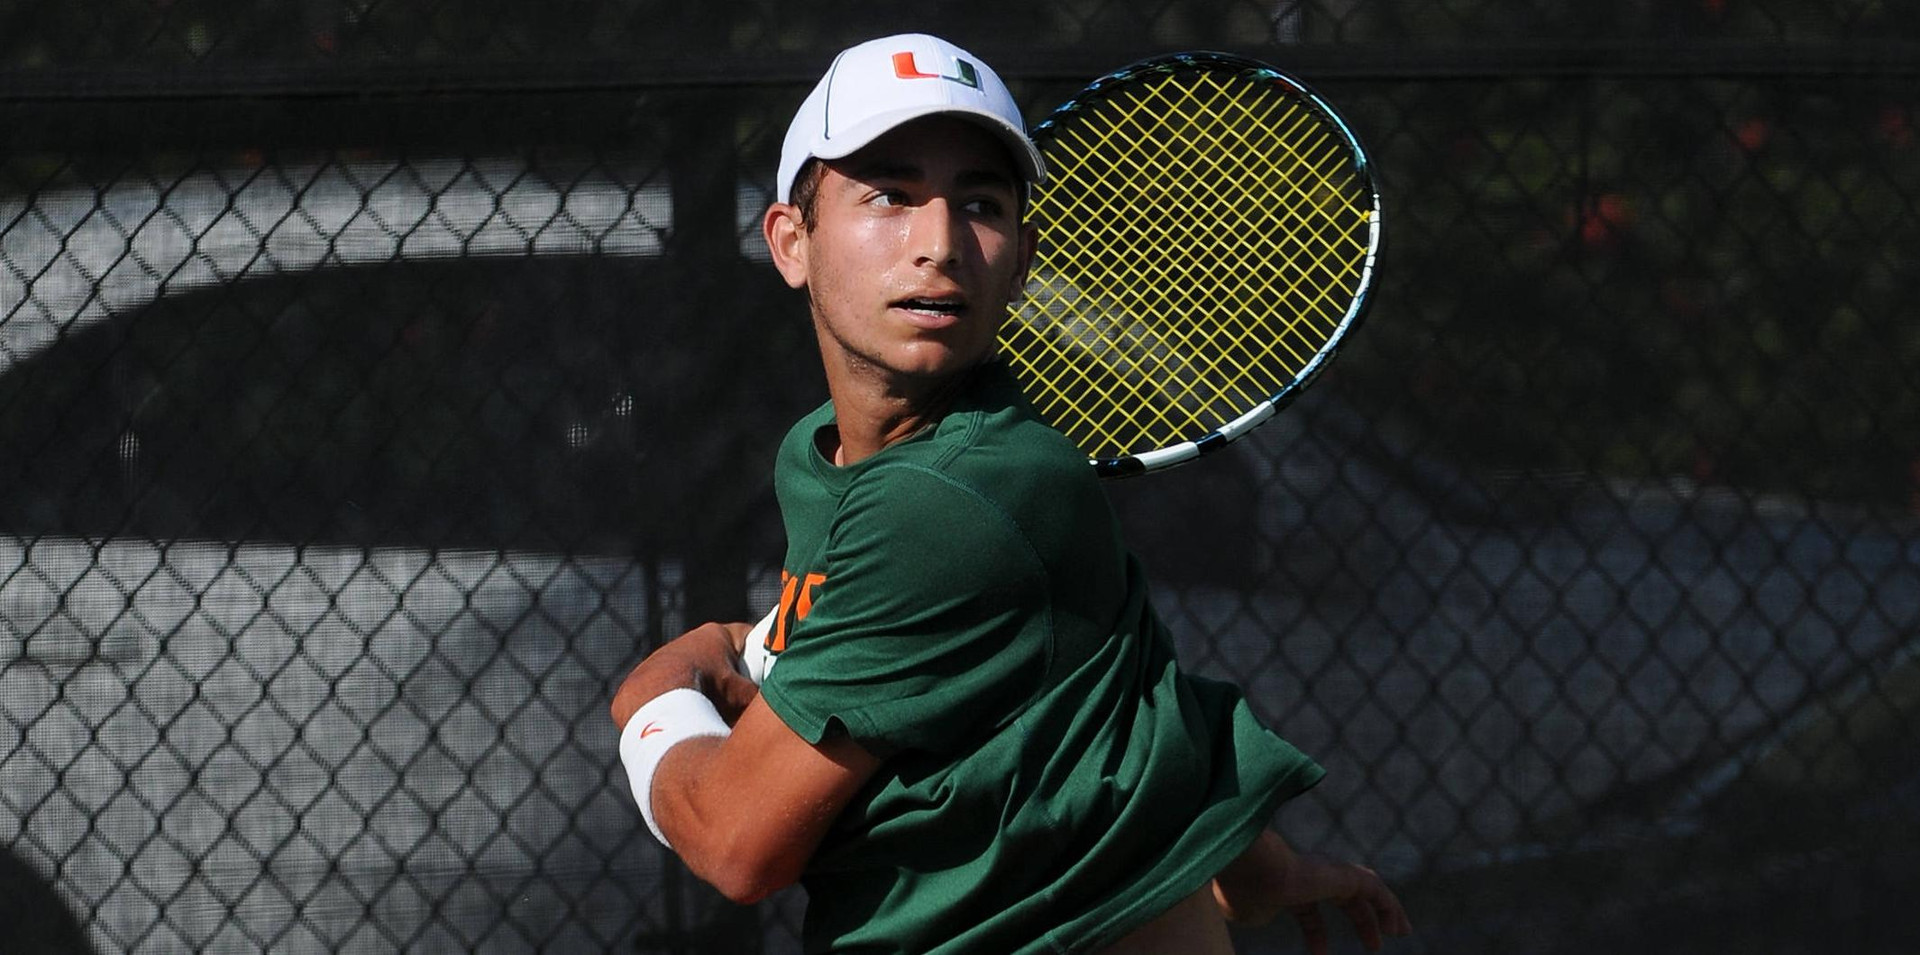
[759,463,1051,758]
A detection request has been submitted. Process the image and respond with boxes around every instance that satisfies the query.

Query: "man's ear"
[1008,221,1039,302]
[764,203,810,290]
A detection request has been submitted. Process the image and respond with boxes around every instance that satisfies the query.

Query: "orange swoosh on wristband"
[639,722,663,738]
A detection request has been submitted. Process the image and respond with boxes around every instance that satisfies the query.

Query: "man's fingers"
[1292,904,1330,955]
[1378,887,1412,937]
[1276,858,1411,952]
[1340,895,1384,951]
[1360,870,1412,937]
[716,620,755,655]
[712,667,763,724]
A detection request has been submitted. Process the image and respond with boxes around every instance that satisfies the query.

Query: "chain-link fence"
[3,2,1917,953]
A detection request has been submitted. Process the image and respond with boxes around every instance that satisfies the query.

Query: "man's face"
[765,116,1037,384]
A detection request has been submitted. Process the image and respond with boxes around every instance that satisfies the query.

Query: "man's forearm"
[646,736,792,904]
[629,699,880,906]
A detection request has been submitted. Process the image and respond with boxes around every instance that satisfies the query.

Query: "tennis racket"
[1001,52,1382,477]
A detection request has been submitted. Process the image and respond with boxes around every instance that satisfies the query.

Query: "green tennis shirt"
[757,361,1325,954]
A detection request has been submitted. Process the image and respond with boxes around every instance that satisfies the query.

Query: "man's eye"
[963,197,1006,216]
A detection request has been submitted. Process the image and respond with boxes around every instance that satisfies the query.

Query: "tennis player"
[611,33,1412,954]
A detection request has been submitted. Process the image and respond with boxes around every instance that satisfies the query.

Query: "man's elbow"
[666,819,801,905]
[693,851,801,906]
[656,787,808,904]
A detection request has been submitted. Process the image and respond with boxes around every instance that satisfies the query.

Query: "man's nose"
[909,199,963,267]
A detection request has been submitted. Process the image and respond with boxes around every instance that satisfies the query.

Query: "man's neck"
[820,361,974,467]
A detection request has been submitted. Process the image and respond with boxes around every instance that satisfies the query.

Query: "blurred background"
[2,2,1916,952]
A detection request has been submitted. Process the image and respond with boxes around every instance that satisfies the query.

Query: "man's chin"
[883,338,996,378]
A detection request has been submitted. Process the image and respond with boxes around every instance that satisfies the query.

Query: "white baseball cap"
[775,33,1046,204]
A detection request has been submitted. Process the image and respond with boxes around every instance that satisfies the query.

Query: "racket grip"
[739,605,779,685]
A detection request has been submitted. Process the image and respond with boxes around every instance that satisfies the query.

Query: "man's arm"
[610,623,882,904]
[1211,829,1413,955]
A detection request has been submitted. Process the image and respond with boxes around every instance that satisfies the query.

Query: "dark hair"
[788,157,828,231]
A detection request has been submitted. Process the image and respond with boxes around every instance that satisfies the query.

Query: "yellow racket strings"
[1005,68,1372,461]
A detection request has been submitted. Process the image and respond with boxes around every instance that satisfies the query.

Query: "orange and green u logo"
[891,52,981,89]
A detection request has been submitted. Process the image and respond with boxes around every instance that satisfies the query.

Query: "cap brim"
[811,105,1047,186]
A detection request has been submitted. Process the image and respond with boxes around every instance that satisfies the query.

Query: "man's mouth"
[893,296,968,326]
[896,297,965,316]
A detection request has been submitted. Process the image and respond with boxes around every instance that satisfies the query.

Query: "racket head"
[1001,52,1383,477]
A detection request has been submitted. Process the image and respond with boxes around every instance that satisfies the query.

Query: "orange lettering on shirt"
[796,573,827,620]
[770,569,829,654]
[773,571,801,653]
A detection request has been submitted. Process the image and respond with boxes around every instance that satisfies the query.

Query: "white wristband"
[619,687,732,848]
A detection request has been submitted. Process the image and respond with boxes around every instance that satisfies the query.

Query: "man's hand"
[1212,830,1412,955]
[610,622,761,729]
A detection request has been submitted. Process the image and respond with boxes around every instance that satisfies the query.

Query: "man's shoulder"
[838,415,1111,577]
[869,407,1094,513]
[939,364,1096,482]
[771,398,837,485]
